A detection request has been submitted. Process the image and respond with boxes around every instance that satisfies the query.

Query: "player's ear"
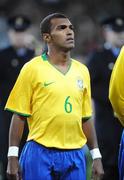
[43,33,51,43]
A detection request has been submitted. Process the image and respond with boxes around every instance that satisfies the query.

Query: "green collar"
[41,52,72,75]
[41,53,48,61]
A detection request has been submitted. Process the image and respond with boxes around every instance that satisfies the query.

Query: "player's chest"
[35,66,87,97]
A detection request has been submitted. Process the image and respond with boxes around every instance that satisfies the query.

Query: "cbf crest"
[77,79,83,89]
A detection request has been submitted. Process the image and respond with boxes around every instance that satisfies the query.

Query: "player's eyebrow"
[56,24,74,30]
[57,24,68,29]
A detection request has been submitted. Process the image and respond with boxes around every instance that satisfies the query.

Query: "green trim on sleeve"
[5,108,31,117]
[82,116,92,123]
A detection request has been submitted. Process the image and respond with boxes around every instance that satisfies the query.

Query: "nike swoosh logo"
[44,82,55,87]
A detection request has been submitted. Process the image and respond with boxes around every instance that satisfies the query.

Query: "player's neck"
[47,49,71,66]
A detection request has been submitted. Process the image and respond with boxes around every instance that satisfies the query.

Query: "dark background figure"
[0,14,35,180]
[87,16,124,180]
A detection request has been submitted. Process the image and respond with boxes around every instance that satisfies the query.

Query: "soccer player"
[5,13,104,180]
[109,46,124,180]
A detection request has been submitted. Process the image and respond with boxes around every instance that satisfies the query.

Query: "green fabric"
[5,108,31,117]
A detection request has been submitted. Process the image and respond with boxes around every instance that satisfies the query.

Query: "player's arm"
[82,118,104,179]
[82,118,98,149]
[82,66,104,178]
[109,46,124,126]
[7,113,26,180]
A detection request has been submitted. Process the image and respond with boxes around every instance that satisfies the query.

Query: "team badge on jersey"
[77,79,83,89]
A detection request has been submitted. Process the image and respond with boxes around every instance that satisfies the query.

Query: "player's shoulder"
[23,55,42,67]
[120,46,124,54]
[20,55,42,73]
[115,46,124,66]
[72,58,89,73]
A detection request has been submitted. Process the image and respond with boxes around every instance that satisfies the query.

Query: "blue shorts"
[19,141,86,180]
[119,130,124,180]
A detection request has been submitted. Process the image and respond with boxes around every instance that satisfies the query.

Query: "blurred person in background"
[87,16,124,180]
[0,14,35,180]
[0,13,10,50]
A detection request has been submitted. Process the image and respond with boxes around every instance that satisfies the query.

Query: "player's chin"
[66,44,75,50]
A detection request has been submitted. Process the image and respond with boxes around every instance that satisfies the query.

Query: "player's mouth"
[66,38,74,43]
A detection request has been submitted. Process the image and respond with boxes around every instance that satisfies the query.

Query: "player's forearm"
[82,118,98,150]
[7,114,25,178]
[9,113,25,147]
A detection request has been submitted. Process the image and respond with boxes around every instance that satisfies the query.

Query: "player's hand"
[7,157,22,180]
[92,158,104,180]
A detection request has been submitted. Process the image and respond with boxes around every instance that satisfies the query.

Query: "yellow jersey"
[5,53,92,149]
[109,46,124,126]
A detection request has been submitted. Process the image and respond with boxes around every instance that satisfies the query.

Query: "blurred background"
[0,0,124,62]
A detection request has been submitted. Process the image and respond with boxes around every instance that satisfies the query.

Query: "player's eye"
[58,25,67,30]
[70,25,74,31]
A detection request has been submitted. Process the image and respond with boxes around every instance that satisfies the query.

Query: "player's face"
[49,18,75,51]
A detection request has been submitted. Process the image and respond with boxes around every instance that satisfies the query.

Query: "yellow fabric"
[5,54,92,149]
[109,46,124,126]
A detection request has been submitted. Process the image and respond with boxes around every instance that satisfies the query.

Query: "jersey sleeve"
[82,67,92,121]
[109,46,124,126]
[5,63,33,117]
